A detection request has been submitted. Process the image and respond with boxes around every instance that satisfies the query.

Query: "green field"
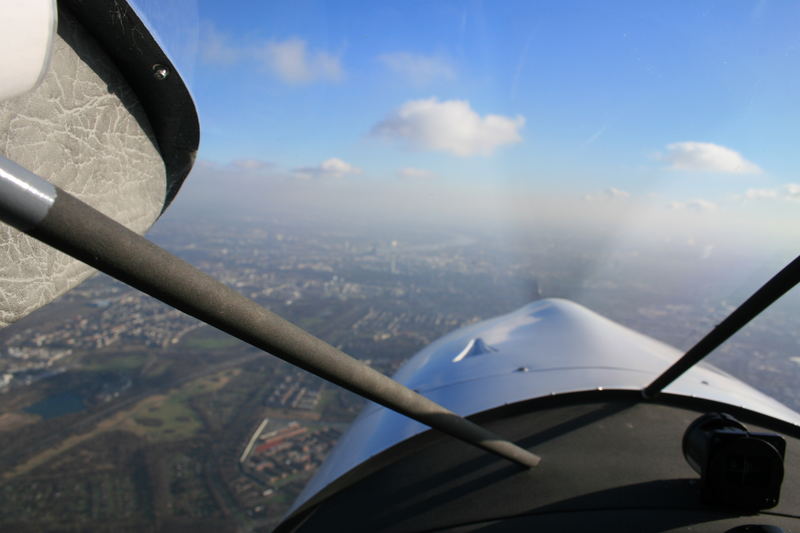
[83,352,147,372]
[133,397,202,441]
[126,370,240,442]
[180,327,243,350]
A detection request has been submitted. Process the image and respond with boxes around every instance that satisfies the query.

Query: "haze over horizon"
[152,0,800,359]
[153,0,800,261]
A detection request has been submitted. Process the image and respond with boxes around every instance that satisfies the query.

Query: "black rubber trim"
[59,0,199,210]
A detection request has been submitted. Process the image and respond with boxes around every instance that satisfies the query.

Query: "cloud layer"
[372,98,525,156]
[229,158,272,171]
[199,25,343,85]
[254,38,344,84]
[293,158,361,179]
[743,183,800,201]
[662,142,761,174]
[669,199,718,212]
[379,52,455,86]
[200,24,240,65]
[397,167,435,180]
[585,187,630,201]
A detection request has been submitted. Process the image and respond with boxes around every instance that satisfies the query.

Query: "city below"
[0,213,797,532]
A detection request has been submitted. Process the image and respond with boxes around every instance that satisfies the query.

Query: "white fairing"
[0,1,57,102]
[292,298,800,512]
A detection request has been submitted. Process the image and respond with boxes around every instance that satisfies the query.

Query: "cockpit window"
[0,1,798,530]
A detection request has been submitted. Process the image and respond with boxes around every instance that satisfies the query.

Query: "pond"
[24,391,85,419]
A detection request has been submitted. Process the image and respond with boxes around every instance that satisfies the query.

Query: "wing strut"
[0,155,540,468]
[643,253,800,398]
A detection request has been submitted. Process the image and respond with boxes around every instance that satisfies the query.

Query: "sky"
[150,0,800,251]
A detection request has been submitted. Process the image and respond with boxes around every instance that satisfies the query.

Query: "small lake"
[25,391,85,419]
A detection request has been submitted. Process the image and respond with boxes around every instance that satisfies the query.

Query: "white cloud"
[186,159,289,189]
[372,98,524,157]
[200,24,240,65]
[738,183,800,201]
[661,142,761,174]
[293,158,361,179]
[196,27,343,85]
[379,52,455,86]
[785,183,800,200]
[397,167,435,180]
[255,38,343,84]
[669,199,718,212]
[230,159,272,171]
[585,187,630,201]
[744,188,778,199]
[320,158,359,176]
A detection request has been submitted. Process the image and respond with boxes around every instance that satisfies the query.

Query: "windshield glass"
[180,0,799,392]
[1,1,798,531]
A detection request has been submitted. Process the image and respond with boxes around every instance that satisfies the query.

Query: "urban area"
[0,213,798,532]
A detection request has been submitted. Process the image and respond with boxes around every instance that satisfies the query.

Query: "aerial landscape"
[0,207,798,531]
[1,1,800,531]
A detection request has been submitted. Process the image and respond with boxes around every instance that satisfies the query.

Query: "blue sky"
[166,0,800,242]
